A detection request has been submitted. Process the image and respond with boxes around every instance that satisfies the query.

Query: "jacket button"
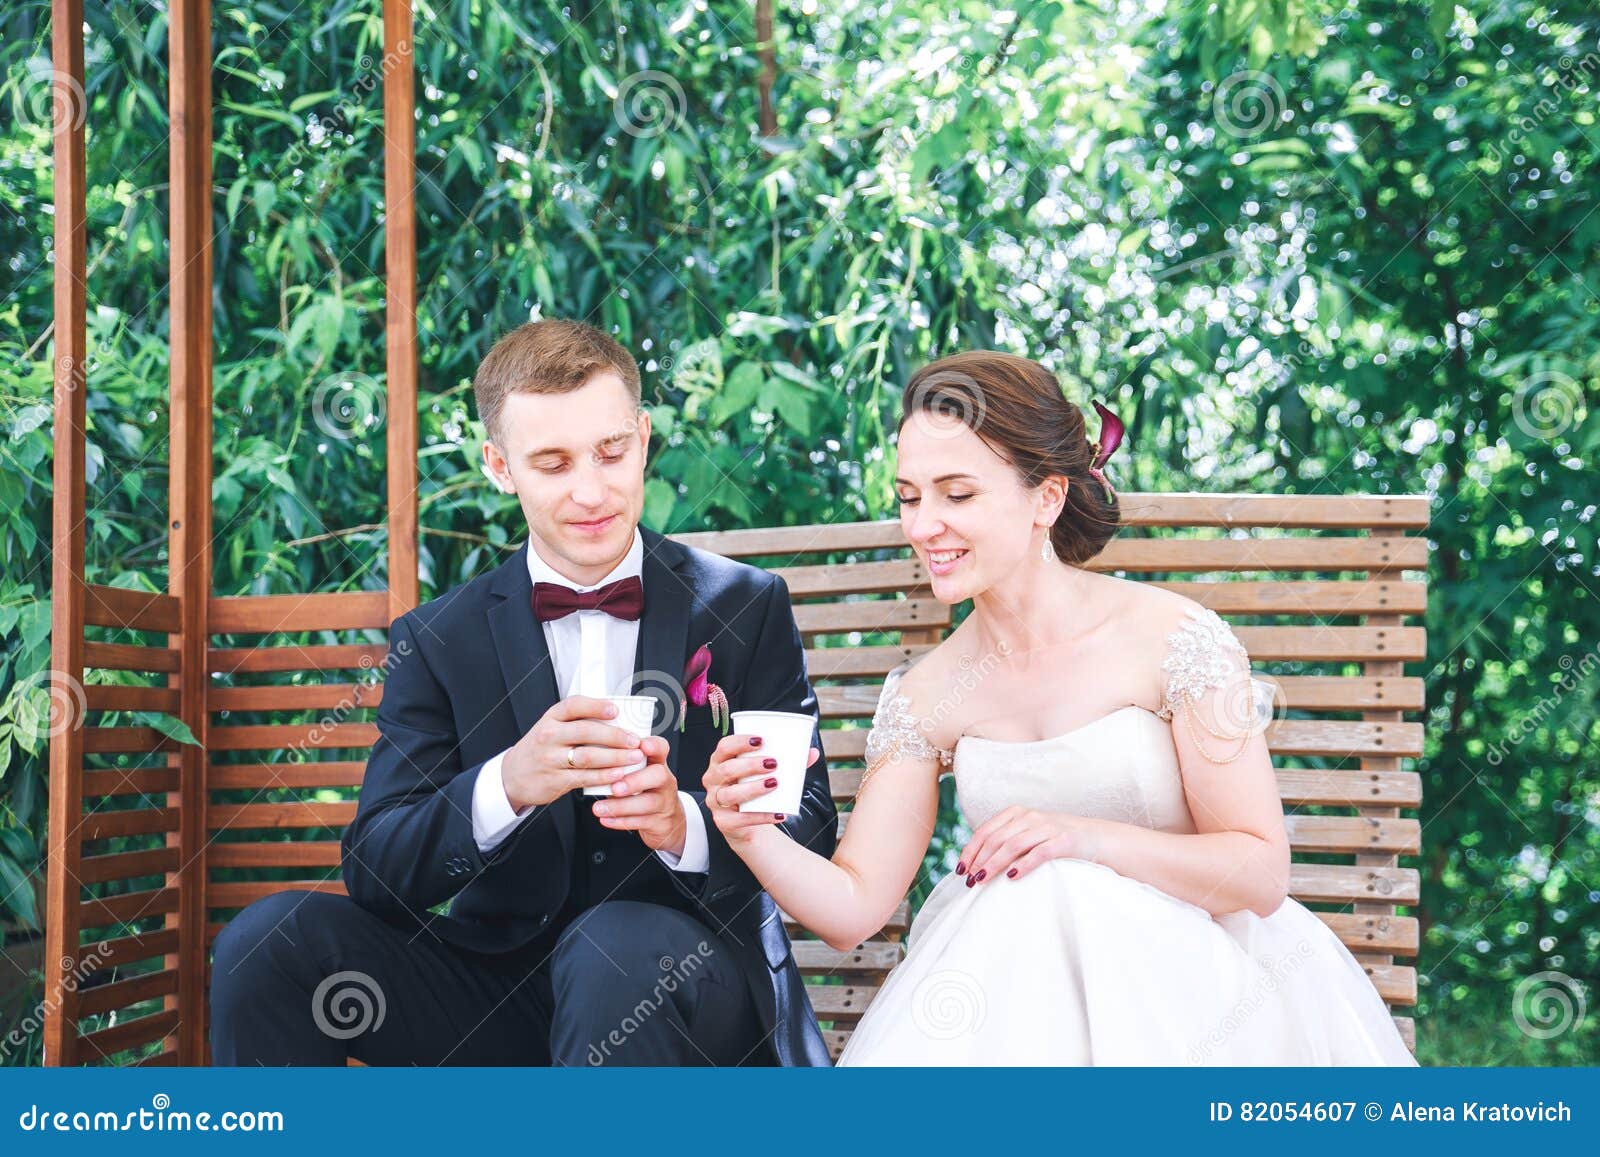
[539,914,550,927]
[591,851,606,865]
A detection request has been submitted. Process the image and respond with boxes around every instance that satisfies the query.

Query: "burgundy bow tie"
[531,575,644,623]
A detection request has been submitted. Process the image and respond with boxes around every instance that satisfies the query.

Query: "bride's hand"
[956,806,1095,885]
[701,732,820,845]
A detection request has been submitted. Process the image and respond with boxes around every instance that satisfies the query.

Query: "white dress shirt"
[470,527,710,872]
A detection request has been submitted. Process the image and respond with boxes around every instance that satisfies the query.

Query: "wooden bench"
[45,492,1427,1064]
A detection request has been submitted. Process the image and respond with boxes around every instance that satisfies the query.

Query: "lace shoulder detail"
[1155,604,1256,764]
[859,663,954,796]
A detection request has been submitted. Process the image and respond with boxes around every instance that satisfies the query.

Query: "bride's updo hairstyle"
[899,350,1122,566]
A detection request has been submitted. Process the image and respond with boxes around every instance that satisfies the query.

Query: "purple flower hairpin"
[1088,400,1125,501]
[680,643,730,734]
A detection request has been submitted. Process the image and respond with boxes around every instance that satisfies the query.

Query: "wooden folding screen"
[44,0,419,1065]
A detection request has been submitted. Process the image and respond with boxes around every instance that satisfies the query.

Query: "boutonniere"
[679,643,730,734]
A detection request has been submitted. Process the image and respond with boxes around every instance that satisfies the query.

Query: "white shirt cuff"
[471,749,534,854]
[654,791,710,873]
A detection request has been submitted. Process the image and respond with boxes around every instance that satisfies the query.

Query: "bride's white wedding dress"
[836,606,1418,1067]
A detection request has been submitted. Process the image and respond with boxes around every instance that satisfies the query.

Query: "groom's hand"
[590,736,685,855]
[501,696,650,811]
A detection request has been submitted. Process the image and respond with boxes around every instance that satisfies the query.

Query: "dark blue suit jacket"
[340,526,838,1066]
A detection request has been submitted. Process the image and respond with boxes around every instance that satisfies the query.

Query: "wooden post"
[383,0,419,621]
[166,0,214,1065]
[43,0,88,1069]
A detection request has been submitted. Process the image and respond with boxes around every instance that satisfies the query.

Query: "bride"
[701,350,1418,1066]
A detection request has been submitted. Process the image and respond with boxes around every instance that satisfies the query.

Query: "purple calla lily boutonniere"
[679,643,730,734]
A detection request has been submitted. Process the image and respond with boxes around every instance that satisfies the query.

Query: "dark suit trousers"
[209,891,764,1066]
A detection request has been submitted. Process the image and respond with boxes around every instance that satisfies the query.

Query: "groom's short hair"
[474,318,641,446]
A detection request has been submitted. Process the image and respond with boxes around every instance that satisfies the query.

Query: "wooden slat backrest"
[675,491,1428,1056]
[60,494,1425,1065]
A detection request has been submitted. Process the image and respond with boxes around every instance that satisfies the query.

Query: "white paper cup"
[583,694,656,797]
[729,709,813,815]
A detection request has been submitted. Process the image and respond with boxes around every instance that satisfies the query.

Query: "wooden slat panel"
[805,983,878,1021]
[1233,625,1426,662]
[791,598,951,636]
[78,847,182,886]
[210,683,384,712]
[1357,962,1417,1005]
[83,641,182,673]
[673,497,1430,557]
[791,939,903,976]
[207,879,346,911]
[209,592,391,634]
[822,719,1421,761]
[827,765,1423,809]
[207,761,366,789]
[76,967,180,1018]
[776,559,929,597]
[75,928,182,976]
[1285,815,1419,855]
[207,723,378,751]
[79,808,181,842]
[1394,1016,1415,1051]
[1158,579,1428,617]
[1318,911,1418,955]
[81,727,180,755]
[1276,768,1422,808]
[209,841,342,869]
[806,645,934,679]
[79,887,181,929]
[209,643,390,674]
[814,677,1426,721]
[82,767,182,797]
[208,802,356,831]
[84,684,183,714]
[1290,863,1419,905]
[77,1009,180,1061]
[82,585,182,632]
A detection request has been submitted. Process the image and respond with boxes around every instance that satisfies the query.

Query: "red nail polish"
[1006,867,1018,878]
[974,869,986,882]
[774,814,786,821]
[955,861,967,875]
[764,777,778,788]
[750,736,763,746]
[762,757,777,769]
[965,874,975,888]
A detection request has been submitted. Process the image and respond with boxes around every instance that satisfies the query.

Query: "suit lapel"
[636,527,694,778]
[484,541,571,856]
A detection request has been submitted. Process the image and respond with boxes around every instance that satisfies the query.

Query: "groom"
[208,319,837,1066]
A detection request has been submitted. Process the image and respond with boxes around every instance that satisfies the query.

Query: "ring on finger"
[565,746,578,769]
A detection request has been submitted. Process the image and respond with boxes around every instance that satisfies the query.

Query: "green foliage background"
[1,0,1595,1064]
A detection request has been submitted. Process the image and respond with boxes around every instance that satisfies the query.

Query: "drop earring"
[1040,534,1055,563]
